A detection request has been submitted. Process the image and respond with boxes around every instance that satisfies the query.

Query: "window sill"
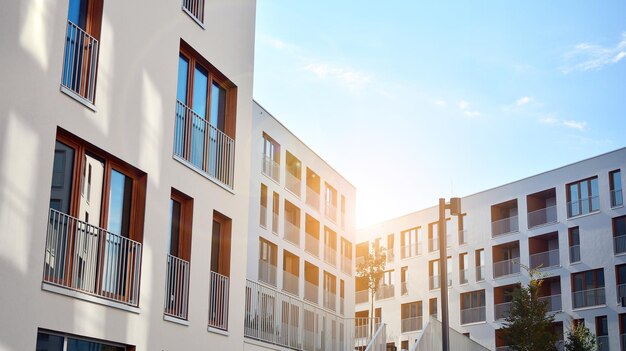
[42,282,140,314]
[182,6,205,30]
[611,204,625,210]
[207,326,229,337]
[60,85,97,112]
[567,210,600,220]
[164,314,189,326]
[460,321,487,327]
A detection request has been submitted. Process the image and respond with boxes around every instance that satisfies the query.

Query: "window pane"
[36,332,64,351]
[176,55,189,104]
[210,82,226,130]
[50,141,75,214]
[169,199,181,256]
[79,153,104,227]
[613,171,623,190]
[192,66,208,119]
[67,338,124,351]
[107,170,133,237]
[67,0,88,29]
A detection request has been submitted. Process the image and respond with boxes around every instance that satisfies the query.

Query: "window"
[282,250,299,295]
[613,216,626,255]
[341,195,346,229]
[182,0,204,25]
[174,42,237,188]
[260,184,268,227]
[567,177,599,217]
[284,200,301,245]
[285,151,301,196]
[306,168,321,209]
[401,266,408,295]
[459,253,468,284]
[340,238,353,275]
[324,183,338,222]
[569,227,581,263]
[401,227,420,258]
[595,316,608,350]
[208,211,231,330]
[61,0,103,105]
[36,330,129,351]
[458,214,467,244]
[428,222,439,252]
[45,131,146,306]
[377,270,395,299]
[339,279,345,314]
[259,238,277,286]
[386,234,395,262]
[571,269,605,309]
[324,227,338,266]
[262,133,280,182]
[272,192,279,234]
[401,301,423,332]
[616,264,626,304]
[610,169,623,207]
[429,260,439,290]
[475,249,485,281]
[381,270,394,286]
[323,271,337,311]
[429,298,437,318]
[460,290,486,324]
[304,261,319,303]
[305,215,320,257]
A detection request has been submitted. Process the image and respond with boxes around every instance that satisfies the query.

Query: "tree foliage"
[501,268,558,351]
[564,321,596,351]
[356,246,386,333]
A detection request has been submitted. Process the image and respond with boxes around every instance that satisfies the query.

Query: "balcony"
[325,203,337,222]
[173,100,235,189]
[43,209,142,306]
[164,255,190,320]
[567,196,599,218]
[401,243,421,259]
[528,205,557,228]
[529,249,560,270]
[61,20,99,106]
[376,284,394,300]
[491,216,519,237]
[429,275,440,290]
[182,0,204,24]
[538,294,562,313]
[459,269,468,284]
[401,317,423,333]
[460,306,486,324]
[305,233,319,257]
[572,287,606,309]
[284,220,300,246]
[282,271,299,296]
[323,291,336,311]
[476,265,485,281]
[259,259,277,286]
[306,186,320,210]
[262,155,280,183]
[612,189,624,208]
[494,302,511,320]
[341,256,352,275]
[285,171,301,197]
[493,258,520,278]
[615,234,626,255]
[304,281,318,304]
[208,271,229,330]
[324,246,337,266]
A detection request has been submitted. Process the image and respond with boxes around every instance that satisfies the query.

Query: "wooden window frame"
[259,237,278,266]
[170,188,193,261]
[211,211,231,277]
[571,268,604,292]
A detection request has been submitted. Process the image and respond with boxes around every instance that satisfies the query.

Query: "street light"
[439,197,461,351]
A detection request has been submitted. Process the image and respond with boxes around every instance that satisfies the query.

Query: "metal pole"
[439,198,450,351]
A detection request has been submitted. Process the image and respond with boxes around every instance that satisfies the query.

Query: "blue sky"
[253,1,626,228]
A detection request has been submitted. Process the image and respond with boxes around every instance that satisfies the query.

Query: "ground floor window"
[36,330,131,351]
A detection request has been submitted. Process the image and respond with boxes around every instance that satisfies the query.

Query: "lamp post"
[439,197,461,351]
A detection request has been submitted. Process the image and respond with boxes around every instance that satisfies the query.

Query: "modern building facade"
[0,0,256,349]
[356,148,626,351]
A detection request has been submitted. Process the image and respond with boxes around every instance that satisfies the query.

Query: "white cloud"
[516,96,532,106]
[540,115,587,131]
[560,32,626,73]
[304,63,371,88]
[562,120,587,131]
[434,99,446,107]
[268,38,286,49]
[458,100,481,117]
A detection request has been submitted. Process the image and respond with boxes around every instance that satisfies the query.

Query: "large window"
[401,301,423,332]
[208,211,232,330]
[613,216,626,255]
[45,131,146,306]
[36,330,129,351]
[460,290,486,324]
[475,249,485,281]
[567,177,599,217]
[259,238,277,286]
[174,42,237,188]
[262,133,280,182]
[401,227,420,258]
[429,260,439,290]
[571,269,605,309]
[569,227,581,263]
[610,169,623,207]
[324,183,338,222]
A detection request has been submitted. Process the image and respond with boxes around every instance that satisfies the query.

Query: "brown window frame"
[169,188,194,261]
[210,211,232,277]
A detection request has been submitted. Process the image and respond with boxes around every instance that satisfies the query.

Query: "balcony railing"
[538,294,562,313]
[616,283,626,304]
[567,195,599,218]
[341,256,352,275]
[572,287,606,309]
[527,205,557,228]
[325,203,337,222]
[459,230,467,245]
[282,270,299,296]
[529,249,560,269]
[401,317,423,333]
[493,258,520,278]
[284,220,300,246]
[570,245,581,263]
[262,155,280,183]
[340,297,344,315]
[324,246,337,266]
[459,269,468,284]
[260,204,267,228]
[376,284,394,300]
[429,275,439,290]
[173,100,235,188]
[494,302,511,320]
[164,254,190,320]
[305,233,319,257]
[304,281,318,304]
[61,20,99,105]
[428,237,439,252]
[356,289,369,304]
[615,234,626,255]
[182,0,204,24]
[460,306,486,324]
[597,335,609,351]
[259,259,277,286]
[285,171,301,197]
[43,208,142,306]
[476,265,485,281]
[208,271,229,330]
[491,215,519,236]
[401,243,421,259]
[401,281,408,295]
[323,291,336,311]
[612,189,624,208]
[306,186,320,210]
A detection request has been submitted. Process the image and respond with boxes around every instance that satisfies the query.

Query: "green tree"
[356,245,386,335]
[501,267,558,351]
[564,321,596,351]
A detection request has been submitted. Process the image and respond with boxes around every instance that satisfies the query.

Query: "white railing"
[428,237,439,252]
[286,171,301,196]
[493,258,520,278]
[567,195,600,218]
[401,243,421,258]
[182,0,204,23]
[323,290,336,311]
[356,289,369,304]
[260,204,267,228]
[597,335,609,351]
[460,306,486,324]
[259,259,277,286]
[341,256,352,275]
[324,245,337,266]
[459,269,468,284]
[306,186,320,210]
[527,205,557,228]
[612,189,624,208]
[491,215,519,236]
[538,294,562,312]
[617,283,626,304]
[365,323,386,351]
[570,245,581,263]
[429,275,439,290]
[272,212,279,235]
[262,155,280,183]
[572,287,605,309]
[340,297,344,315]
[325,202,337,222]
[164,255,190,319]
[494,302,511,320]
[615,234,626,255]
[43,208,142,306]
[208,271,229,330]
[61,20,99,104]
[173,100,235,188]
[476,265,485,281]
[284,219,300,246]
[376,284,394,300]
[304,281,318,304]
[282,270,299,296]
[459,229,467,245]
[401,317,423,333]
[401,281,408,295]
[529,249,560,269]
[305,233,319,257]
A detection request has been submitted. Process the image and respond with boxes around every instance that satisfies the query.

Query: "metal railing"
[401,243,421,258]
[43,208,142,306]
[306,186,320,210]
[356,289,369,304]
[272,212,279,235]
[493,258,520,278]
[182,0,204,23]
[401,281,408,295]
[365,323,386,351]
[460,306,486,324]
[164,254,190,319]
[259,259,277,286]
[476,265,485,281]
[284,219,301,246]
[527,205,557,228]
[494,302,511,320]
[459,229,467,245]
[401,317,423,333]
[459,269,468,284]
[340,297,344,315]
[208,271,229,330]
[173,100,235,188]
[597,335,609,351]
[61,20,99,104]
[283,270,299,296]
[529,249,560,269]
[260,204,267,228]
[491,215,519,236]
[612,189,624,208]
[572,287,605,309]
[286,171,301,196]
[567,195,600,218]
[538,294,562,312]
[323,291,336,311]
[429,275,439,290]
[304,281,318,304]
[615,234,626,255]
[376,284,394,300]
[262,155,280,183]
[341,256,352,275]
[428,237,439,252]
[324,246,337,266]
[305,233,319,257]
[325,202,337,222]
[570,245,581,263]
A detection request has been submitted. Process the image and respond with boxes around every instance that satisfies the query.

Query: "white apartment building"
[243,101,360,351]
[0,0,256,350]
[356,148,626,351]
